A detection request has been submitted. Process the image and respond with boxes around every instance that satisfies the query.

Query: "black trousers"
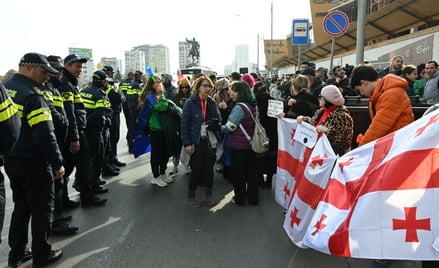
[4,157,54,260]
[0,171,5,244]
[87,129,104,187]
[122,100,129,129]
[127,108,139,150]
[230,148,258,205]
[150,130,169,178]
[110,112,121,159]
[188,138,216,191]
[63,131,93,199]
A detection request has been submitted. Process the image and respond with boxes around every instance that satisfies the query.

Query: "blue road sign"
[292,19,309,45]
[323,11,349,37]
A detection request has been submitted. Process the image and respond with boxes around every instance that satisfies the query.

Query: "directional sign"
[323,11,349,37]
[292,19,309,45]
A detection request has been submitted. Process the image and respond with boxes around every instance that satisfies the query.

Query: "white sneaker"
[151,177,168,187]
[161,174,174,183]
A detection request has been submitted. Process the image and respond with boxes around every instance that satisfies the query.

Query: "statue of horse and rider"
[186,37,200,65]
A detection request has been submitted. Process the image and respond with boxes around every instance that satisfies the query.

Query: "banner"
[301,110,439,260]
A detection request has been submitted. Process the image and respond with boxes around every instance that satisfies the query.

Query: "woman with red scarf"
[297,85,353,156]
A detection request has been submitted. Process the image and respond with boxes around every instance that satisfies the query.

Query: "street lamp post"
[270,1,273,77]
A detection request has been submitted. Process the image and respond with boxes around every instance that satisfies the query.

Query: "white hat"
[321,85,345,106]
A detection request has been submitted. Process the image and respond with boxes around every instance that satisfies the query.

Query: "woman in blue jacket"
[181,75,220,208]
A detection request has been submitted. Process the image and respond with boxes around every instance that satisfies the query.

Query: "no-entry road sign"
[323,11,349,37]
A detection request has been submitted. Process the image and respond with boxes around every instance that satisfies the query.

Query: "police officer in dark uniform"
[59,54,107,207]
[119,71,133,129]
[103,65,126,170]
[80,70,111,194]
[0,82,21,247]
[126,70,143,153]
[3,53,64,267]
[42,55,79,235]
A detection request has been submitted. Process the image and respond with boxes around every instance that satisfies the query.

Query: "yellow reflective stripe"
[83,102,95,109]
[95,99,111,108]
[41,90,53,102]
[52,96,64,108]
[27,107,52,127]
[0,97,18,122]
[74,93,83,103]
[105,87,112,95]
[15,103,24,118]
[62,92,74,102]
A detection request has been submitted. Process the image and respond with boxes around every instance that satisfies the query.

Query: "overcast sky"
[1,0,311,75]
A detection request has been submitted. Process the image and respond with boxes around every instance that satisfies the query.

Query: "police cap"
[64,54,87,65]
[134,70,143,76]
[46,55,64,70]
[19,53,59,74]
[92,70,107,82]
[102,65,114,72]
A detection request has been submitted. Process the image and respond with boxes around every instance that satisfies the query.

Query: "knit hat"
[321,85,345,106]
[241,73,255,88]
[179,77,190,87]
[215,78,229,90]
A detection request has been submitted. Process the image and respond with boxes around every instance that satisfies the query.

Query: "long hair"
[231,81,255,103]
[291,74,310,95]
[139,75,162,108]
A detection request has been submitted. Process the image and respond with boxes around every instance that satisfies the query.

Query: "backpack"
[238,103,270,154]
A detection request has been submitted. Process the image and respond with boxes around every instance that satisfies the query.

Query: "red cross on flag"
[303,110,439,260]
[275,118,336,247]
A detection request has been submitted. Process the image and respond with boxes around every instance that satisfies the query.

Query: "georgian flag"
[275,118,336,247]
[303,109,439,260]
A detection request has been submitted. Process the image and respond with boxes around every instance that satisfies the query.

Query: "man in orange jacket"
[350,63,414,147]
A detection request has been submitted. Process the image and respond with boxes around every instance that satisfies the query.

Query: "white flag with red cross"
[275,118,337,247]
[303,110,439,260]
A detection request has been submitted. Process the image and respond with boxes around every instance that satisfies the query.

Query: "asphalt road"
[0,122,423,268]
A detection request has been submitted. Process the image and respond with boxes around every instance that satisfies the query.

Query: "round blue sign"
[323,11,349,37]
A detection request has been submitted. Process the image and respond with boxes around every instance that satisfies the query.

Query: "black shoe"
[53,213,72,223]
[8,248,32,268]
[112,166,120,172]
[114,159,126,167]
[102,169,119,177]
[63,199,80,210]
[32,249,63,267]
[81,195,107,207]
[93,186,108,194]
[52,222,79,235]
[99,179,106,185]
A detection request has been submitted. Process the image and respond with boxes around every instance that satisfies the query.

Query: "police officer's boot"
[187,190,201,208]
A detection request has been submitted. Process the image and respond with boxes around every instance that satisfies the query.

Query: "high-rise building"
[100,57,122,73]
[124,50,145,74]
[132,44,170,75]
[235,44,249,73]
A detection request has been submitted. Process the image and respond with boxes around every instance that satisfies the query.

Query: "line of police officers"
[0,52,127,267]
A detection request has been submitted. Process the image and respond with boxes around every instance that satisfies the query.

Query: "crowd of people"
[0,51,438,267]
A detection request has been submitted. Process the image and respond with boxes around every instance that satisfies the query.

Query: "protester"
[253,81,278,189]
[378,55,404,78]
[4,52,64,267]
[181,75,220,208]
[297,85,353,156]
[138,75,181,187]
[350,64,414,146]
[401,64,417,96]
[278,74,319,119]
[423,60,439,104]
[221,81,258,206]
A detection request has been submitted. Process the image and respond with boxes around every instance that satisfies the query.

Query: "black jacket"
[81,83,112,132]
[3,74,63,170]
[59,70,87,141]
[0,82,20,157]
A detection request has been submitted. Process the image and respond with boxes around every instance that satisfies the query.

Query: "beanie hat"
[179,77,190,87]
[241,73,255,88]
[215,78,229,91]
[321,85,345,106]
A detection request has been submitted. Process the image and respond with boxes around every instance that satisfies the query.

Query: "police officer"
[103,65,126,170]
[126,70,143,153]
[81,70,111,194]
[119,71,133,129]
[3,53,64,267]
[59,54,107,207]
[0,82,21,247]
[42,55,79,235]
